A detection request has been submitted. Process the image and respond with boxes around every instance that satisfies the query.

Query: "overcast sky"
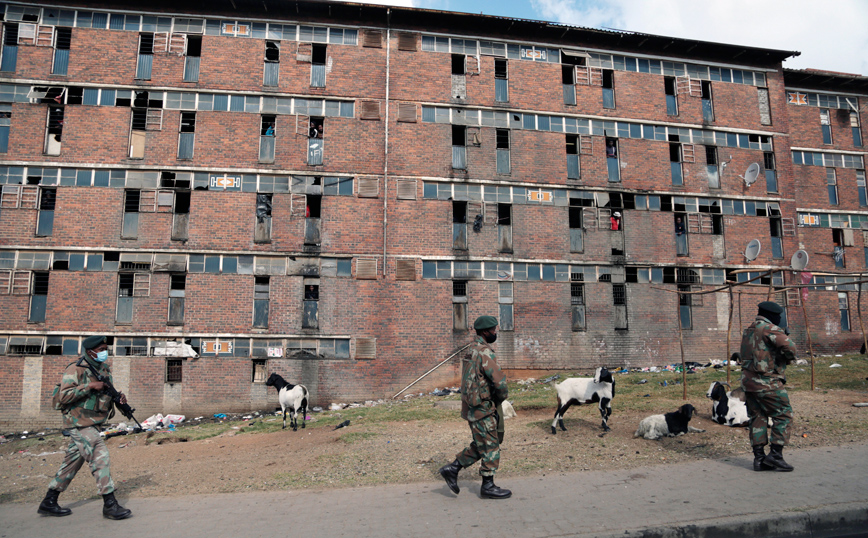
[340,0,868,76]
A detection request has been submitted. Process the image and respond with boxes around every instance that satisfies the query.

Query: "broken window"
[116,272,150,324]
[44,106,64,156]
[254,193,272,243]
[178,112,195,159]
[678,285,692,330]
[302,279,319,329]
[561,60,579,105]
[764,151,777,193]
[606,138,620,182]
[168,273,185,325]
[184,36,202,82]
[613,283,627,330]
[136,33,154,80]
[36,188,55,236]
[452,280,468,331]
[264,41,280,86]
[29,272,49,323]
[0,103,10,152]
[827,168,838,205]
[701,81,713,122]
[452,54,465,75]
[494,58,508,102]
[858,170,867,207]
[166,359,183,383]
[122,189,140,239]
[664,76,678,115]
[675,214,688,256]
[260,114,276,163]
[1,23,19,72]
[670,143,683,186]
[253,276,270,328]
[569,203,584,253]
[566,135,580,180]
[758,88,772,125]
[839,292,851,331]
[571,281,585,331]
[453,201,467,250]
[851,111,862,147]
[498,203,512,253]
[304,195,321,246]
[308,116,324,165]
[252,359,267,383]
[311,44,326,87]
[820,109,832,144]
[52,27,71,75]
[706,147,719,189]
[602,69,615,109]
[496,129,510,174]
[452,125,466,169]
[499,281,514,331]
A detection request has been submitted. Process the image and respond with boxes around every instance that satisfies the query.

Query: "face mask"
[94,350,109,363]
[483,332,497,344]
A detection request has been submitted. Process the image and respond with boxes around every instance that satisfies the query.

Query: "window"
[304,194,321,246]
[264,41,279,86]
[562,63,577,105]
[494,59,508,102]
[571,281,585,331]
[664,76,678,115]
[166,359,183,383]
[302,279,319,329]
[496,129,510,174]
[833,229,846,268]
[606,138,619,182]
[758,88,772,125]
[670,143,683,185]
[566,135,580,180]
[820,109,832,144]
[252,359,267,383]
[453,201,467,250]
[1,23,19,72]
[52,27,72,75]
[260,114,276,162]
[117,273,149,323]
[839,293,851,331]
[308,116,324,165]
[499,281,513,331]
[178,112,195,159]
[453,280,467,331]
[136,33,154,80]
[254,193,272,243]
[122,189,140,239]
[452,125,466,169]
[569,203,584,253]
[29,272,49,323]
[613,283,627,330]
[764,152,777,193]
[701,81,713,122]
[851,111,863,147]
[769,215,784,259]
[311,44,326,87]
[827,168,838,205]
[678,285,692,330]
[858,170,867,207]
[36,188,56,236]
[452,54,465,75]
[602,69,615,109]
[498,203,512,253]
[45,106,64,155]
[184,36,202,82]
[253,276,270,328]
[702,147,719,189]
[675,214,688,256]
[0,104,10,152]
[168,273,185,325]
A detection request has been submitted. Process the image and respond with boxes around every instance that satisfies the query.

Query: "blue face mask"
[94,350,109,363]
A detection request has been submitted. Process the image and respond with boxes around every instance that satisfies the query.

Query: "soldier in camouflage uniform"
[740,301,797,472]
[38,335,133,519]
[439,315,512,499]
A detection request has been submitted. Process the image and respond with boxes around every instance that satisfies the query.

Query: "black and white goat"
[551,367,615,434]
[706,381,749,427]
[265,373,309,431]
[633,403,705,440]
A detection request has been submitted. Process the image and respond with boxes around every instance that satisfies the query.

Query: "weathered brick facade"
[0,1,865,429]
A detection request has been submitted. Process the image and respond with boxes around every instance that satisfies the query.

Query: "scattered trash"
[636,379,647,384]
[853,403,868,407]
[541,374,560,384]
[213,413,227,419]
[312,407,323,413]
[501,401,517,419]
[830,364,842,368]
[334,420,350,430]
[661,380,667,387]
[802,433,808,438]
[643,394,651,397]
[795,359,809,366]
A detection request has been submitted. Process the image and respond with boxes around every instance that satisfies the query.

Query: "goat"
[551,367,615,434]
[706,381,749,427]
[634,403,705,440]
[265,373,309,431]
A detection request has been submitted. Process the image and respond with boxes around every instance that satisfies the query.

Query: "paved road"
[2,442,866,538]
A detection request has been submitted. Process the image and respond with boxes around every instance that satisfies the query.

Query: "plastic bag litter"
[141,414,164,429]
[163,414,185,425]
[830,363,842,368]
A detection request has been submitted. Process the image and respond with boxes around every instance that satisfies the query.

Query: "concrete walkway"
[2,442,866,538]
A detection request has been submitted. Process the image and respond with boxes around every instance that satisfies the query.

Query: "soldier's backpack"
[50,361,78,411]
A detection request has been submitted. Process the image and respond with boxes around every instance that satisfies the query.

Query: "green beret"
[473,315,498,330]
[757,301,783,315]
[83,335,107,350]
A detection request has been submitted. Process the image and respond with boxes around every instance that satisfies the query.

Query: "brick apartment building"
[0,1,866,428]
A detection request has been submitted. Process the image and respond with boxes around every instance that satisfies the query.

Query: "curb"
[566,502,868,538]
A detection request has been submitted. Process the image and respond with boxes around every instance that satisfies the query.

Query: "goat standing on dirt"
[265,373,309,431]
[551,367,615,434]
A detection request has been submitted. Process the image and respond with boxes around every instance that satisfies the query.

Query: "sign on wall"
[203,341,233,354]
[210,174,242,190]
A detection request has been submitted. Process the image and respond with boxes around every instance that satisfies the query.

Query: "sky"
[338,0,868,77]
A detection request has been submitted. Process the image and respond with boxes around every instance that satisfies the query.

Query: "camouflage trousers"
[48,426,115,495]
[745,389,793,447]
[456,415,501,477]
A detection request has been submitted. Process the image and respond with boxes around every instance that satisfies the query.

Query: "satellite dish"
[740,163,761,186]
[744,239,761,261]
[791,250,809,270]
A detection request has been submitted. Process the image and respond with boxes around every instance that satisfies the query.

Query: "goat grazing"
[706,381,749,427]
[551,367,615,434]
[265,373,309,431]
[633,403,705,440]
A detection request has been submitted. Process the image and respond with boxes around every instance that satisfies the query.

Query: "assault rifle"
[77,357,144,432]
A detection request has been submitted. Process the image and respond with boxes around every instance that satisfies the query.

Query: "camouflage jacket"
[740,316,797,393]
[460,337,508,422]
[56,356,115,429]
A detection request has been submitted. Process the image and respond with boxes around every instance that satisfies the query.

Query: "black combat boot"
[764,444,794,472]
[480,476,512,499]
[752,445,774,472]
[438,459,462,494]
[102,492,133,520]
[37,489,71,517]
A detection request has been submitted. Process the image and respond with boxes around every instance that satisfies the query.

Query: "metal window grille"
[612,284,626,305]
[166,359,183,383]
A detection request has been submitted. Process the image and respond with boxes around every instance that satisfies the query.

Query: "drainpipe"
[382,8,391,267]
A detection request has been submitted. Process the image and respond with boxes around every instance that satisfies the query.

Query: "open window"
[311,44,327,87]
[264,41,280,86]
[453,280,468,331]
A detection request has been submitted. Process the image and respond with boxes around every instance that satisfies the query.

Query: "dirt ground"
[2,388,867,505]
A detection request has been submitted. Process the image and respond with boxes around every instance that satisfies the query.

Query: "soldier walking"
[740,301,797,472]
[38,335,133,519]
[439,315,512,499]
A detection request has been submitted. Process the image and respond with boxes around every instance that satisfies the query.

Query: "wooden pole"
[801,302,816,391]
[727,284,734,385]
[858,272,867,356]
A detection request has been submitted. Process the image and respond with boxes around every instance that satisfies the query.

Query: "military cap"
[473,315,498,330]
[83,335,107,350]
[757,301,784,315]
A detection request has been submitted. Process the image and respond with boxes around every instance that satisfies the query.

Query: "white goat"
[706,381,749,427]
[551,367,615,434]
[265,373,309,431]
[634,403,705,440]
